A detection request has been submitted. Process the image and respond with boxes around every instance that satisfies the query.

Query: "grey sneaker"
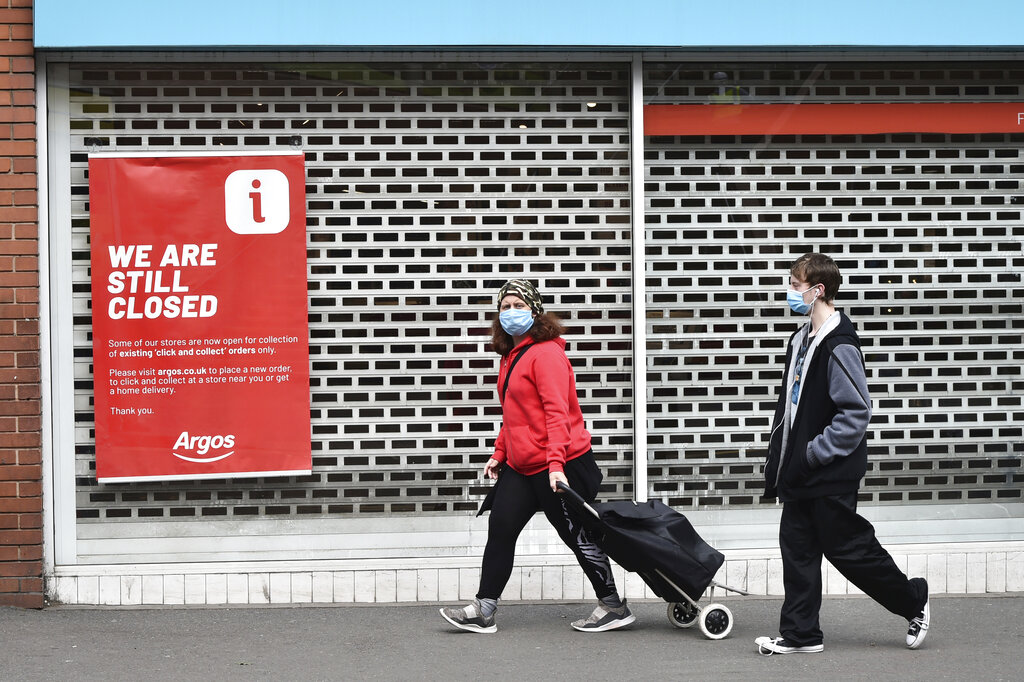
[439,599,497,634]
[755,636,824,655]
[906,598,930,649]
[571,600,635,632]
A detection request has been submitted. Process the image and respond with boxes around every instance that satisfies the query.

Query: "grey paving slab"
[1,595,1021,681]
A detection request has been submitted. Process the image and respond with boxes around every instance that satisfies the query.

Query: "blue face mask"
[500,308,535,336]
[787,286,819,315]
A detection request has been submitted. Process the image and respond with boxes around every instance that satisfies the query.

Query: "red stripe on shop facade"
[644,102,1024,136]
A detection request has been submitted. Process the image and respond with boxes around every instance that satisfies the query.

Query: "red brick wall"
[0,0,43,609]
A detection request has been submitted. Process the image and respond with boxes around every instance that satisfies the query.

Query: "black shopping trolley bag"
[561,485,725,602]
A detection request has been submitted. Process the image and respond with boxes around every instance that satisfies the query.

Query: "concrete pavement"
[1,594,1022,681]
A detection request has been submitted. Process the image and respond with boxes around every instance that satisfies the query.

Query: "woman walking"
[440,279,634,634]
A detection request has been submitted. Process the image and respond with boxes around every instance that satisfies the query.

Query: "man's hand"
[484,458,502,480]
[549,470,568,493]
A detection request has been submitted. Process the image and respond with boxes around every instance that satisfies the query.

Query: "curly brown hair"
[490,312,566,355]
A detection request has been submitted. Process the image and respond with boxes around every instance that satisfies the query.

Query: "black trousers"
[476,451,616,601]
[779,492,927,646]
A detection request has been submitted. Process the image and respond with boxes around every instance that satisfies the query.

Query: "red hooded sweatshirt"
[492,336,592,475]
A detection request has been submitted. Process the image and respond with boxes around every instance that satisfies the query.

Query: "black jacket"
[763,312,870,501]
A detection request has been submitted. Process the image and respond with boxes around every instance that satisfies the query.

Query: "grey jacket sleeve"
[807,343,872,469]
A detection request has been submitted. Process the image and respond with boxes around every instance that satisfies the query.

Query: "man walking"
[756,253,931,655]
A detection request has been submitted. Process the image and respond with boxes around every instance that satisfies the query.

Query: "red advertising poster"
[88,152,311,482]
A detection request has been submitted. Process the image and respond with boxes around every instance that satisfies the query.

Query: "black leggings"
[476,451,617,601]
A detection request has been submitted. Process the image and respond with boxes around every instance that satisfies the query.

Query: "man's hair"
[791,253,841,302]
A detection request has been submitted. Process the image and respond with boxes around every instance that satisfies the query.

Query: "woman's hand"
[484,458,502,480]
[549,470,568,493]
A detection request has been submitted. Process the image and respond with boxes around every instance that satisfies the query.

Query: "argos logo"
[172,431,236,463]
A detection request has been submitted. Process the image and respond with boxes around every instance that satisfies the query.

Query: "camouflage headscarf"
[497,279,544,314]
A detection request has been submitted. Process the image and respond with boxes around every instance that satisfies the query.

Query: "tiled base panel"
[48,543,1023,606]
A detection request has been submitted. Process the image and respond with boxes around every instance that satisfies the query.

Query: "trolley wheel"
[698,603,734,640]
[667,601,699,629]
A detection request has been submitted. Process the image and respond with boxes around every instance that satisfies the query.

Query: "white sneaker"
[755,636,824,655]
[906,599,930,649]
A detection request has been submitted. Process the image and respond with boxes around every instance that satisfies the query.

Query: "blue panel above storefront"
[34,0,1024,50]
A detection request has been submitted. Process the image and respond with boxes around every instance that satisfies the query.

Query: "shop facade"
[3,2,1022,607]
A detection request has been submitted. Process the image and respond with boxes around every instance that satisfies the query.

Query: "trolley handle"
[555,481,600,519]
